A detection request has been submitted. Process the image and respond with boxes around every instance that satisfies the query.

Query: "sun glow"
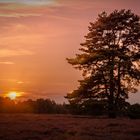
[7,91,21,100]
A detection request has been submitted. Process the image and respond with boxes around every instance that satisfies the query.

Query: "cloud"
[0,0,57,6]
[17,81,24,84]
[0,49,34,57]
[0,61,15,64]
[0,33,45,49]
[0,3,42,18]
[0,13,41,18]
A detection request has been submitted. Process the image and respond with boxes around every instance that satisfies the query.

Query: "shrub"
[128,104,140,119]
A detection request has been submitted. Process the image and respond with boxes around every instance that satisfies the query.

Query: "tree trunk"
[108,97,116,118]
[108,57,116,118]
[115,61,121,115]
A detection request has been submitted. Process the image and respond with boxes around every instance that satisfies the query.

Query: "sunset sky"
[0,0,140,103]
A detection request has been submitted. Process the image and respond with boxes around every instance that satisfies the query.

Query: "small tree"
[66,9,140,118]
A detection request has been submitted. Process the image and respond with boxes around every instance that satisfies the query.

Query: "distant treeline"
[68,99,140,119]
[0,97,68,114]
[0,97,140,119]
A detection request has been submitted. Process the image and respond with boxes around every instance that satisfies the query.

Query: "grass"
[0,114,140,140]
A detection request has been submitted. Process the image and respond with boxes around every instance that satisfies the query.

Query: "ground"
[0,114,140,140]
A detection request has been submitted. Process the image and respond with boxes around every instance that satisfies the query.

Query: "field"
[0,114,140,140]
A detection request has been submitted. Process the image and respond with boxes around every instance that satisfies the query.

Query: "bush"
[128,104,140,119]
[82,99,107,116]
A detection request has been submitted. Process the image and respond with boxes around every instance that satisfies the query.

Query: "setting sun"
[7,92,21,100]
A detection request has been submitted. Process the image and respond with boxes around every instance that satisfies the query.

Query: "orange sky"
[0,0,139,103]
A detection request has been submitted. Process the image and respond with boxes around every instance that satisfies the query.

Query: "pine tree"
[66,10,140,118]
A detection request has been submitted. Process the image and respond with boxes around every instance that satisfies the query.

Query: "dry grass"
[0,114,140,140]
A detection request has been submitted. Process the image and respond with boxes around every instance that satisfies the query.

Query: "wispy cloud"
[0,61,15,64]
[0,0,57,6]
[0,79,26,83]
[0,13,41,18]
[17,81,24,84]
[0,49,34,57]
[0,33,45,49]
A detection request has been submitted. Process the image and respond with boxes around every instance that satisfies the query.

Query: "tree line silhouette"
[0,97,140,119]
[0,97,67,114]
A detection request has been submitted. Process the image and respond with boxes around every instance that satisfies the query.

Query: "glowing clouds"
[0,49,34,57]
[0,0,57,6]
[0,61,15,65]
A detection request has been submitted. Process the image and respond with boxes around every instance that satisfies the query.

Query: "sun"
[7,91,21,100]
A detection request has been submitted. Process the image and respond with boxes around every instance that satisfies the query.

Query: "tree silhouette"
[0,97,68,114]
[66,10,140,118]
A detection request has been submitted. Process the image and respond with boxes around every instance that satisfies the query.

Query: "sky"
[0,0,139,103]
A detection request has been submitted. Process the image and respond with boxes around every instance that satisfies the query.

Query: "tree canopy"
[66,9,140,118]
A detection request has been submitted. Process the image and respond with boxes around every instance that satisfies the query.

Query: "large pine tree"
[66,10,140,118]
